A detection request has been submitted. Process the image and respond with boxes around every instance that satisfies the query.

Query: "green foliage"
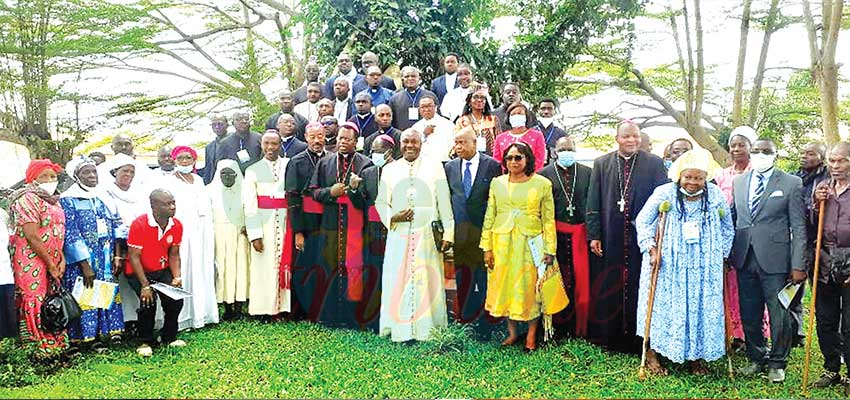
[423,324,473,354]
[300,0,494,83]
[0,320,845,397]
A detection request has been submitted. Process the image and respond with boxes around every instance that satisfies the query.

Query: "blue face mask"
[664,159,673,169]
[371,152,387,168]
[556,151,576,168]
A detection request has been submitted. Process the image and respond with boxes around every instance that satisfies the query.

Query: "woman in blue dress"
[60,156,124,352]
[635,148,734,375]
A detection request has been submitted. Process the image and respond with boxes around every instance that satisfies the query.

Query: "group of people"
[1,49,847,390]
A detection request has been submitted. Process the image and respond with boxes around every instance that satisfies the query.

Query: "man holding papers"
[125,189,186,357]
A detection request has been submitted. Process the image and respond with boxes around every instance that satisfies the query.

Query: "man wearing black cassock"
[363,104,401,158]
[200,114,230,184]
[267,91,308,140]
[308,122,373,329]
[539,136,592,338]
[284,122,329,320]
[585,121,668,352]
[216,111,262,173]
[348,92,380,144]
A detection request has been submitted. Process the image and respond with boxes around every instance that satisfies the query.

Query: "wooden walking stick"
[638,200,671,380]
[802,199,826,395]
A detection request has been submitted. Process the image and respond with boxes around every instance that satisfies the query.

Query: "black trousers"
[128,269,183,345]
[816,279,850,373]
[737,251,793,369]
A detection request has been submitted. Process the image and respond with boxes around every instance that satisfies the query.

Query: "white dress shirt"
[445,72,457,92]
[294,101,319,122]
[748,167,775,206]
[334,96,350,122]
[460,151,480,184]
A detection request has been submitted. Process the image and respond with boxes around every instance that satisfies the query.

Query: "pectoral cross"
[617,197,626,213]
[566,204,575,217]
[159,256,167,269]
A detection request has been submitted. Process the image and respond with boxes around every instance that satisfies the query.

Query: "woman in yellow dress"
[481,142,560,351]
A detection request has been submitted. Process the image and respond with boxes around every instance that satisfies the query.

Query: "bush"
[424,324,473,354]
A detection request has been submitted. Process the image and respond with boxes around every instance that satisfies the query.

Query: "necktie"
[751,173,765,217]
[463,161,473,198]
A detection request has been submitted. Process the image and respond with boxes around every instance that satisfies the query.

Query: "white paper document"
[151,282,193,300]
[528,234,547,279]
[71,277,118,309]
[778,282,801,309]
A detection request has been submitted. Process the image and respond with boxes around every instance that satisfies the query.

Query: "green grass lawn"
[0,319,844,398]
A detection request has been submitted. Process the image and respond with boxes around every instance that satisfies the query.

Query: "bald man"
[363,104,401,158]
[356,66,394,107]
[243,131,290,318]
[444,127,503,339]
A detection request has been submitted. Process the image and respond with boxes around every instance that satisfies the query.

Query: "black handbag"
[40,278,83,332]
[432,220,444,252]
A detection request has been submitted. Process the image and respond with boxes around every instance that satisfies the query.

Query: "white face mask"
[371,152,387,168]
[751,153,776,173]
[38,181,58,194]
[509,114,527,129]
[538,117,554,127]
[679,187,704,198]
[174,165,193,174]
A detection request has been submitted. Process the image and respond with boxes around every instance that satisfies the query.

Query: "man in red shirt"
[126,189,185,357]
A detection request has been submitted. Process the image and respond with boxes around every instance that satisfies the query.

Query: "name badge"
[683,221,700,244]
[356,136,365,151]
[476,136,487,152]
[408,107,419,120]
[237,149,250,163]
[96,218,109,238]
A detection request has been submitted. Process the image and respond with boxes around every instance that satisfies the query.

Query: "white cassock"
[169,173,219,329]
[209,159,250,305]
[412,115,456,162]
[376,156,455,342]
[243,157,290,315]
[294,101,319,122]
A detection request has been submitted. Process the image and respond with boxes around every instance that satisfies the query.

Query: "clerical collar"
[336,96,349,103]
[357,113,371,119]
[308,149,324,157]
[618,151,637,161]
[369,87,380,92]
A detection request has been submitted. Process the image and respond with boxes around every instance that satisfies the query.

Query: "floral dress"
[10,191,69,356]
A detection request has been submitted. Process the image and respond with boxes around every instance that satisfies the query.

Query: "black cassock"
[585,150,667,352]
[284,149,325,320]
[350,164,387,333]
[539,162,591,338]
[308,152,373,330]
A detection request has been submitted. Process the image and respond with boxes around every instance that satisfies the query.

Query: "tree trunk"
[746,0,781,127]
[731,0,752,126]
[819,0,843,145]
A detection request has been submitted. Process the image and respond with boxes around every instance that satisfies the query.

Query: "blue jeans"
[737,251,793,369]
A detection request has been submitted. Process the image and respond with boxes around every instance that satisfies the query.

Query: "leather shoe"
[767,368,785,383]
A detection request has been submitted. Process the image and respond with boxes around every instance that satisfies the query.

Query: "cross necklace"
[554,163,577,217]
[616,153,637,213]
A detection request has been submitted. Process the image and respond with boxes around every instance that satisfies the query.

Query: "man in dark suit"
[730,137,807,383]
[267,91,308,140]
[492,82,537,133]
[429,52,460,104]
[276,113,307,159]
[216,111,262,172]
[201,114,230,184]
[325,52,363,99]
[353,51,396,93]
[445,126,502,339]
[293,61,329,104]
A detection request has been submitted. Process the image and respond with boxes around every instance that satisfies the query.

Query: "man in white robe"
[411,95,455,162]
[376,128,455,342]
[209,159,251,320]
[243,131,290,317]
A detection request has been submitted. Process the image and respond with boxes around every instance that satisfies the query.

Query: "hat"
[65,155,96,180]
[727,126,757,147]
[25,159,62,183]
[667,148,721,181]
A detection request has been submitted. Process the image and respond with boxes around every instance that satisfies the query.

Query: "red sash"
[257,195,293,291]
[303,196,324,214]
[367,205,381,223]
[556,220,590,337]
[337,195,365,301]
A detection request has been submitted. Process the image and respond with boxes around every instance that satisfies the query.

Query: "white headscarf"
[727,125,757,147]
[61,155,99,199]
[208,159,244,226]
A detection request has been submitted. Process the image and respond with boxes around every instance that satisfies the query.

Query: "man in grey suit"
[730,137,808,383]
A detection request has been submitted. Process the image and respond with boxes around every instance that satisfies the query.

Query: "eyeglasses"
[472,95,487,101]
[505,155,524,162]
[750,149,775,155]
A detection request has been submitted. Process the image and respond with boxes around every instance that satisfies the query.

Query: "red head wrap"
[171,145,198,160]
[25,159,62,183]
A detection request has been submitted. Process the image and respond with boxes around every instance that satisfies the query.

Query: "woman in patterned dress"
[492,103,546,171]
[60,156,124,351]
[635,149,733,375]
[8,159,68,359]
